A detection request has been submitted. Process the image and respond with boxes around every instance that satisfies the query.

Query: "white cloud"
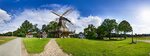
[12,9,57,28]
[0,9,12,33]
[0,9,11,24]
[0,5,102,33]
[73,16,102,33]
[2,4,150,34]
[131,6,150,34]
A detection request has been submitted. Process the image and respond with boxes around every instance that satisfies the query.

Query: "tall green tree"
[97,26,107,39]
[32,24,40,32]
[32,24,40,37]
[46,21,58,37]
[118,20,132,39]
[97,19,117,39]
[41,24,47,32]
[14,20,33,37]
[84,24,97,39]
[46,21,58,32]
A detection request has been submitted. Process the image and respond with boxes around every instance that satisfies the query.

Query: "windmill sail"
[51,9,75,38]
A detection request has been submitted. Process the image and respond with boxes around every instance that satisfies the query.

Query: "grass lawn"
[0,37,15,45]
[136,37,150,40]
[56,38,150,56]
[23,38,50,54]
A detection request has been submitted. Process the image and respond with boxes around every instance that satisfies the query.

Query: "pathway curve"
[0,38,21,56]
[138,40,150,43]
[30,38,70,56]
[21,38,29,56]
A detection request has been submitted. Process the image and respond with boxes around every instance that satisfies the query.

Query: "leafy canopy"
[84,24,97,39]
[118,20,132,33]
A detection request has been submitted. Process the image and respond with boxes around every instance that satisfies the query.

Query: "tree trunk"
[124,32,126,39]
[109,33,111,40]
[98,35,103,40]
[100,36,104,40]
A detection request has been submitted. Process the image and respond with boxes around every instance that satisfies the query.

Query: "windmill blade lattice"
[61,9,73,16]
[51,11,61,17]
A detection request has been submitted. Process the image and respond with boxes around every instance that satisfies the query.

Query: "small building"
[26,32,33,38]
[78,32,85,39]
[42,31,47,38]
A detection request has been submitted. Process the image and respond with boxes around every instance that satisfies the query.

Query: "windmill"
[51,9,75,38]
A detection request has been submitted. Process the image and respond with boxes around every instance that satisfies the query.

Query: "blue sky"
[0,0,150,34]
[1,0,149,16]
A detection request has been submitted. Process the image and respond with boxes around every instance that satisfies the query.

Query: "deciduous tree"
[118,20,132,39]
[97,19,117,39]
[84,24,97,39]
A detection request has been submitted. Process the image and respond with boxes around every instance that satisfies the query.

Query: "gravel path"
[0,38,21,56]
[138,40,150,43]
[21,39,29,56]
[27,38,69,56]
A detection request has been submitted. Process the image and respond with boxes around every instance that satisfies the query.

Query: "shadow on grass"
[103,39,125,41]
[86,38,126,41]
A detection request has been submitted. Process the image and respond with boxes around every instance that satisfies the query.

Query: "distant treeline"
[0,19,148,40]
[0,20,58,38]
[1,32,150,37]
[0,32,13,36]
[110,34,150,37]
[74,33,150,38]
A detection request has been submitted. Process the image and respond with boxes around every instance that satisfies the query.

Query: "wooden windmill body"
[51,9,75,38]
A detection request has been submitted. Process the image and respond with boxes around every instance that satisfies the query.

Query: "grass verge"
[23,38,50,54]
[0,37,15,45]
[56,38,150,56]
[136,37,150,40]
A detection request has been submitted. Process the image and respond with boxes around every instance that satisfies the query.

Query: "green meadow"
[56,38,150,56]
[23,38,50,54]
[0,37,15,45]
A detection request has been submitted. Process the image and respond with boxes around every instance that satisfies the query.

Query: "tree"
[32,24,40,32]
[32,24,40,37]
[14,20,33,37]
[97,19,117,39]
[84,24,97,39]
[41,24,47,32]
[42,21,58,33]
[46,21,58,37]
[97,26,107,40]
[3,32,12,36]
[118,20,132,39]
[113,23,120,38]
[46,21,58,31]
[115,23,119,34]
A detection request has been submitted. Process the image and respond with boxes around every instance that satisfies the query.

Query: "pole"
[131,31,134,43]
[131,31,136,44]
[12,32,13,37]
